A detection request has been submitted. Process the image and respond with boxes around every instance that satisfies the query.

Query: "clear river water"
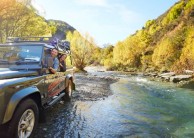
[66,76,194,138]
[34,70,194,138]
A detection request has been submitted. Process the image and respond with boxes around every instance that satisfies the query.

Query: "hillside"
[113,0,194,73]
[47,19,76,40]
[0,0,76,42]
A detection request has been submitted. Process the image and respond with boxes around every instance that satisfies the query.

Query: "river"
[34,70,194,138]
[69,77,194,137]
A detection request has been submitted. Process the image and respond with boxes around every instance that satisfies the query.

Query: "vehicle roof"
[0,42,67,54]
[1,37,70,55]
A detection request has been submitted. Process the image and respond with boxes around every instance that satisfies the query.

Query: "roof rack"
[6,36,71,54]
[6,37,52,43]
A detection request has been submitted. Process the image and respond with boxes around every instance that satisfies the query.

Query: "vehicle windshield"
[0,45,43,68]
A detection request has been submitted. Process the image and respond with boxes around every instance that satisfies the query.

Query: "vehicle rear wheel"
[7,99,39,138]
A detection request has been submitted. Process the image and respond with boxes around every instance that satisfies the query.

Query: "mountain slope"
[47,19,76,40]
[113,0,194,73]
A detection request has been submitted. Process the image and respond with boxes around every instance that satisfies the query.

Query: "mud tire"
[7,99,39,138]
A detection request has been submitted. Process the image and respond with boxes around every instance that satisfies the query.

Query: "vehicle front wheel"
[63,80,73,100]
[7,99,39,138]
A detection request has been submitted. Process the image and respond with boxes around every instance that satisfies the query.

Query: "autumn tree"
[100,44,114,69]
[0,0,51,42]
[66,31,99,70]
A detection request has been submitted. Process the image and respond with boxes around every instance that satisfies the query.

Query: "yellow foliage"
[162,1,184,26]
[66,31,99,70]
[113,33,147,69]
[185,0,194,11]
[152,37,177,69]
[177,27,194,70]
[0,0,51,42]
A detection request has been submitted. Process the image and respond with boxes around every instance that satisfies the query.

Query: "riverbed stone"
[184,70,194,75]
[159,72,175,77]
[158,72,175,81]
[170,75,193,83]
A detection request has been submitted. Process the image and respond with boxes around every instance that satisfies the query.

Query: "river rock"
[170,75,193,83]
[184,70,194,75]
[147,73,158,77]
[159,72,175,81]
[159,72,175,77]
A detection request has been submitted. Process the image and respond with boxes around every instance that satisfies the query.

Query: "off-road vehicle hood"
[0,69,38,80]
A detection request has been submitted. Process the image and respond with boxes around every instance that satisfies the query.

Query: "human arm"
[49,57,59,74]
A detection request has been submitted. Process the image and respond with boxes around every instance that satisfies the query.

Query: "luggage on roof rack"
[6,37,52,43]
[6,36,71,54]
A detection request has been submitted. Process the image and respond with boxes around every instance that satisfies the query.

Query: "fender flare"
[3,86,40,124]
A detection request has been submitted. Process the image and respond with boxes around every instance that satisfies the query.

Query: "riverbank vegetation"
[0,0,52,42]
[1,0,194,74]
[68,0,194,74]
[111,0,194,74]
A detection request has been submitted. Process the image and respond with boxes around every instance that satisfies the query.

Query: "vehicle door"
[43,48,66,98]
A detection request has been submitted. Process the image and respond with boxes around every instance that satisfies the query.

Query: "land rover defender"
[0,37,75,138]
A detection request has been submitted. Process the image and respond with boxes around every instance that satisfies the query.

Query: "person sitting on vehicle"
[58,53,67,72]
[45,48,59,74]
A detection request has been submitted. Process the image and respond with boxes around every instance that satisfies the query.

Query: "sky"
[32,0,179,47]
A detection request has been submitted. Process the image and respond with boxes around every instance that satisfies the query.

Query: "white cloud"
[69,2,141,24]
[31,0,46,16]
[58,2,142,46]
[74,0,108,7]
[106,4,141,23]
[31,0,144,46]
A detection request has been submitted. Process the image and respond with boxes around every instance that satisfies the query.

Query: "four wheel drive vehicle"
[0,37,75,138]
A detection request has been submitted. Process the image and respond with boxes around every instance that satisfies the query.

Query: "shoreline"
[73,73,118,101]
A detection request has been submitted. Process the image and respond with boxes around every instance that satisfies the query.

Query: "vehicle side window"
[42,48,60,74]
